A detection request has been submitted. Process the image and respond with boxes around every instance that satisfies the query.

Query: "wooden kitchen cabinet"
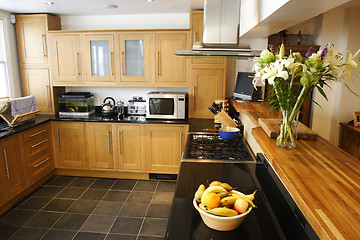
[22,123,54,185]
[144,124,188,174]
[189,68,225,118]
[16,14,61,65]
[339,122,360,159]
[20,67,53,114]
[119,33,151,83]
[52,121,87,169]
[190,10,204,44]
[83,33,117,84]
[0,134,28,204]
[50,33,83,84]
[154,32,189,85]
[114,124,143,171]
[85,123,115,170]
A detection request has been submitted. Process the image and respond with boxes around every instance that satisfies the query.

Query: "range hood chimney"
[175,0,260,58]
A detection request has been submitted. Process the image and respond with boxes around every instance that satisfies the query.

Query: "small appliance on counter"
[101,97,117,117]
[146,91,187,119]
[128,96,146,116]
[58,92,95,118]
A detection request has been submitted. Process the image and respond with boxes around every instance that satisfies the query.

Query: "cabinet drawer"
[22,123,50,143]
[28,153,54,184]
[26,136,51,159]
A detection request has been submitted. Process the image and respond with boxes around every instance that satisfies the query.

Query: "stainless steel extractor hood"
[175,0,260,58]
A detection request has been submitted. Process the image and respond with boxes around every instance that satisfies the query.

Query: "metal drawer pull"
[34,157,50,168]
[41,33,47,57]
[45,84,50,108]
[193,86,195,111]
[156,51,160,76]
[57,129,61,152]
[120,51,124,76]
[3,149,9,179]
[30,129,47,138]
[31,139,48,148]
[193,32,196,42]
[118,131,121,154]
[76,52,80,76]
[180,132,182,158]
[107,130,111,154]
[110,51,114,76]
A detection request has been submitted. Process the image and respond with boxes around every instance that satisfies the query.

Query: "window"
[0,19,10,98]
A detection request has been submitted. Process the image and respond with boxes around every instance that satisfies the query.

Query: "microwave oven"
[146,92,188,119]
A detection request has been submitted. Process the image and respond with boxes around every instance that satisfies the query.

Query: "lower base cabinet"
[0,134,28,205]
[52,122,88,169]
[144,124,188,174]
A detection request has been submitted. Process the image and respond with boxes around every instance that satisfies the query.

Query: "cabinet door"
[50,34,83,84]
[145,125,187,174]
[16,15,48,65]
[52,122,87,169]
[0,134,28,201]
[86,123,115,170]
[114,124,142,171]
[119,33,151,82]
[83,34,117,83]
[20,68,53,114]
[154,32,188,84]
[190,68,225,118]
[190,11,204,44]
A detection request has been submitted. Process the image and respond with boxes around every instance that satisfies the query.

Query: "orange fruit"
[202,192,221,209]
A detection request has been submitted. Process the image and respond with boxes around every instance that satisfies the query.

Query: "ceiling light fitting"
[146,0,154,2]
[102,4,118,9]
[45,1,54,5]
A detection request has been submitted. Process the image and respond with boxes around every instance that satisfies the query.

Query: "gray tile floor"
[0,176,176,240]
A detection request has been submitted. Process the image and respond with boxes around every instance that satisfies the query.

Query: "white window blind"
[0,19,10,98]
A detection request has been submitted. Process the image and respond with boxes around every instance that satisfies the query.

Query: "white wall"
[311,2,360,145]
[0,10,21,98]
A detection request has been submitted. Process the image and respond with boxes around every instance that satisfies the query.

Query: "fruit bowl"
[193,190,252,231]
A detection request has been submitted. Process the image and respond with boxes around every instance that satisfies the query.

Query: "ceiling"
[0,0,204,15]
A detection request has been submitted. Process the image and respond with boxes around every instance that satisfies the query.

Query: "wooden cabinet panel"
[86,123,115,170]
[83,33,117,83]
[114,124,142,171]
[119,33,151,83]
[339,123,360,159]
[20,68,53,114]
[145,124,188,174]
[22,123,54,184]
[50,34,83,84]
[190,10,204,44]
[0,134,28,202]
[154,32,188,84]
[190,68,225,118]
[52,122,87,169]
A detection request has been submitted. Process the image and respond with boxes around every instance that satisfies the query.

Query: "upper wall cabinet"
[190,11,204,44]
[83,33,117,84]
[16,14,61,65]
[154,32,189,85]
[119,33,151,83]
[50,33,83,84]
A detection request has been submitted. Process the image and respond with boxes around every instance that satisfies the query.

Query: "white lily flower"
[261,60,289,85]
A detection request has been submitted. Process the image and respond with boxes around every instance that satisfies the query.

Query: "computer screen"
[233,72,255,100]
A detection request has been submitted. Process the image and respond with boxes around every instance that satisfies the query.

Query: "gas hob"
[183,133,254,162]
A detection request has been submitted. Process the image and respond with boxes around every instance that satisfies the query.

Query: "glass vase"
[276,110,299,148]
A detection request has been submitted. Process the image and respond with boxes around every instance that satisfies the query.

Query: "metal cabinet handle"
[120,51,124,76]
[110,51,114,76]
[31,139,48,149]
[41,33,47,57]
[179,132,182,158]
[34,157,50,168]
[156,51,160,76]
[118,131,121,155]
[57,129,61,152]
[30,129,47,138]
[193,32,196,42]
[76,52,80,76]
[3,149,9,179]
[193,86,195,111]
[107,130,111,154]
[45,84,50,108]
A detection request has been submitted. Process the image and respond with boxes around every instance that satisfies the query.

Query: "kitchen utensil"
[117,100,125,118]
[102,97,116,116]
[193,190,252,231]
[218,126,240,140]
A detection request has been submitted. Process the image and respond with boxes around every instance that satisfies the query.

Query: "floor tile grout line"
[135,181,160,240]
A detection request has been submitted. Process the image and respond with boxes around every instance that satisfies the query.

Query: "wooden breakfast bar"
[231,99,360,240]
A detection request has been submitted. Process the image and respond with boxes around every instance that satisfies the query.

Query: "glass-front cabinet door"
[119,33,151,82]
[83,33,117,83]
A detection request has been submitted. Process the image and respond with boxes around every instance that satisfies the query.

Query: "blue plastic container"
[218,127,240,140]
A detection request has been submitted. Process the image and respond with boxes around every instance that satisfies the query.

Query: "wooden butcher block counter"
[231,99,360,240]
